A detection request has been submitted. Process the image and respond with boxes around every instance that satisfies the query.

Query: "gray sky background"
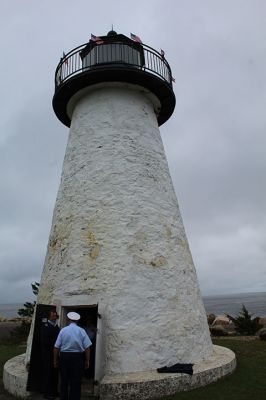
[0,0,265,303]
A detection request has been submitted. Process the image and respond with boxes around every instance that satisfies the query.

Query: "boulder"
[209,324,228,337]
[212,315,230,326]
[258,317,266,326]
[207,314,216,325]
[258,328,266,341]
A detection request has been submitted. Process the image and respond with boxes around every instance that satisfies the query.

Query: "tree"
[17,282,40,318]
[227,304,262,335]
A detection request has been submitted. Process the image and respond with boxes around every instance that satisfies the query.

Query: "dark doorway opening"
[27,303,58,392]
[62,305,98,396]
[27,303,99,397]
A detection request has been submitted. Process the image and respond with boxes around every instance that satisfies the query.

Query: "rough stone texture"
[3,354,29,398]
[5,83,236,398]
[4,346,236,400]
[99,345,236,400]
[34,83,213,376]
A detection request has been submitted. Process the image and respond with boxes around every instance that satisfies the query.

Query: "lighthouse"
[4,31,235,399]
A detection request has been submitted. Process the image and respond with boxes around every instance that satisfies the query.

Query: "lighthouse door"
[94,310,104,383]
[27,303,57,392]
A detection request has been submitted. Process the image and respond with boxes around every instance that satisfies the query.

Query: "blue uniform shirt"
[54,322,92,352]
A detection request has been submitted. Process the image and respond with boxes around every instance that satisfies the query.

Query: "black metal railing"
[55,40,173,90]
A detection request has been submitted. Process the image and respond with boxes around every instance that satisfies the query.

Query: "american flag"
[91,34,104,44]
[130,33,142,43]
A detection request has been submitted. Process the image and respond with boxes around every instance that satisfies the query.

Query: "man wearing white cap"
[54,311,92,400]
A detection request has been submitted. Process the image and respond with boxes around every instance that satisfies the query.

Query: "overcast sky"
[0,0,265,303]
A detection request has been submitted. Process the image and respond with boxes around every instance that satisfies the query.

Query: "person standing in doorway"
[40,308,60,400]
[54,311,92,400]
[82,315,97,380]
[83,316,97,342]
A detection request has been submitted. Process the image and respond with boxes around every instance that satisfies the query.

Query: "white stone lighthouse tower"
[4,31,235,399]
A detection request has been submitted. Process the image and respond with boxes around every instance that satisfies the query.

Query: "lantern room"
[52,31,176,127]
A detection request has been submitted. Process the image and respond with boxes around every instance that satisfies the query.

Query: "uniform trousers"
[42,351,58,397]
[59,352,84,400]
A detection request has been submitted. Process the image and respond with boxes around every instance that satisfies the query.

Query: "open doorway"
[61,305,98,395]
[27,303,99,397]
[27,303,58,392]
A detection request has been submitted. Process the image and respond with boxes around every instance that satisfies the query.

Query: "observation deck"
[52,31,176,126]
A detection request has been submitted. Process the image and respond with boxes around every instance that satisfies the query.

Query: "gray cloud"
[0,0,265,302]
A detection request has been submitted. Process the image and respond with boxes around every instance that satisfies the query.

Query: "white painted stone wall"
[36,83,213,375]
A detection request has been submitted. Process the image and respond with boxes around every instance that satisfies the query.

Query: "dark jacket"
[40,321,60,359]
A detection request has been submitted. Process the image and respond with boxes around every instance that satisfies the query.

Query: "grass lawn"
[0,338,265,399]
[0,341,26,399]
[160,338,266,400]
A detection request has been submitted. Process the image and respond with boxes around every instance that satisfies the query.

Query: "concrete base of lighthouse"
[4,346,236,399]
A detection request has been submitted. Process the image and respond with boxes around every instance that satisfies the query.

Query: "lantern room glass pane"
[82,43,141,69]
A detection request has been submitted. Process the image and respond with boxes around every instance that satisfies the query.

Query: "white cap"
[67,311,80,321]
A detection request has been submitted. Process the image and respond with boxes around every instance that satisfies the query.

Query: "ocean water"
[203,292,266,317]
[0,292,266,318]
[0,304,23,318]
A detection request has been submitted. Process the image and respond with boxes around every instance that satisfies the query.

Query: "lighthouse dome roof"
[107,30,117,36]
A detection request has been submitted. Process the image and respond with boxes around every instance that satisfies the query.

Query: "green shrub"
[227,305,262,335]
[17,282,39,318]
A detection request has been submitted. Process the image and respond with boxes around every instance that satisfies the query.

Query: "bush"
[227,305,262,335]
[17,282,39,318]
[10,281,40,343]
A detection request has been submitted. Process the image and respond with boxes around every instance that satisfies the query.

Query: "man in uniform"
[54,311,92,400]
[40,308,60,399]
